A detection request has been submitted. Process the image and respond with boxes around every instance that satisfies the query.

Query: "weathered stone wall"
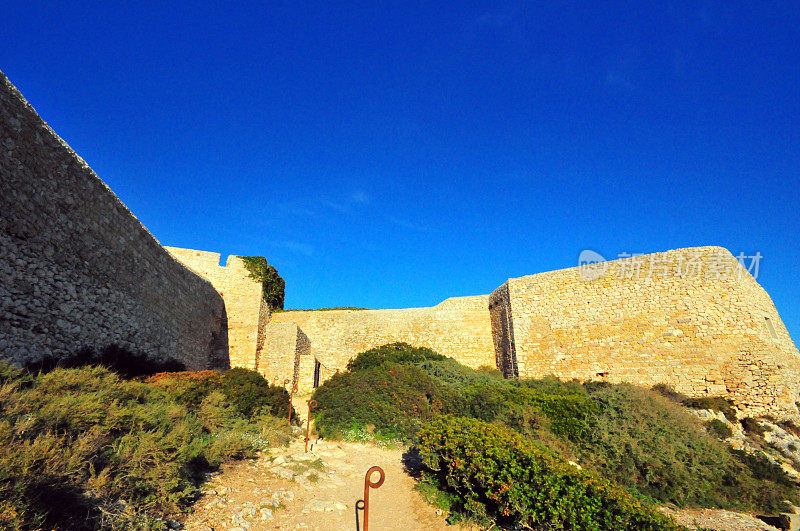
[165,247,265,370]
[501,246,800,418]
[264,295,496,390]
[0,72,227,369]
[258,322,302,386]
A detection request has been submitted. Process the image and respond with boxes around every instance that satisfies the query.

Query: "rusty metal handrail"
[362,465,385,531]
[305,399,318,453]
[287,381,297,426]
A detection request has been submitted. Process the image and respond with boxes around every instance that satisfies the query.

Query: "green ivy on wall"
[240,256,285,310]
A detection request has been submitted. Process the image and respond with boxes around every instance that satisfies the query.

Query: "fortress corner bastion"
[489,247,800,419]
[2,70,799,419]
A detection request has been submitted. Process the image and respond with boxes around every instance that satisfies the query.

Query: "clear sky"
[2,2,798,341]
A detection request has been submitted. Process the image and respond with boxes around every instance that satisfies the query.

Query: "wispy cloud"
[268,240,315,257]
[350,190,369,205]
[386,214,429,232]
[319,190,370,213]
[273,190,371,218]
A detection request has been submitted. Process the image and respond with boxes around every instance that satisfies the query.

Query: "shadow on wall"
[23,344,186,378]
[209,304,230,370]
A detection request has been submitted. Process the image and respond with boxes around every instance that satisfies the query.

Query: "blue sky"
[2,2,798,341]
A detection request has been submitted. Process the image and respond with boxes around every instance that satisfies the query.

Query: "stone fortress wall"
[265,295,496,391]
[261,248,800,418]
[0,72,227,370]
[2,70,799,418]
[164,247,267,371]
[490,247,800,418]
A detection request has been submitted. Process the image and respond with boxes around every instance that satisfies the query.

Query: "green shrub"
[682,396,737,422]
[651,383,687,403]
[464,379,598,440]
[240,256,285,309]
[0,363,289,529]
[730,449,795,487]
[146,368,295,422]
[345,342,447,372]
[741,417,768,437]
[312,362,462,440]
[416,358,504,388]
[311,344,798,518]
[417,416,683,530]
[579,384,795,512]
[706,419,733,439]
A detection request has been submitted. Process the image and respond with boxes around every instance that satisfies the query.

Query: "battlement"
[165,247,267,371]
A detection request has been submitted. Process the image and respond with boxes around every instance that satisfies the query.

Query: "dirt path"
[183,396,782,531]
[183,396,474,531]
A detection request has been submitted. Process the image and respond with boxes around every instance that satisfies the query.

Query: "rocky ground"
[660,507,781,530]
[182,436,472,531]
[183,393,474,530]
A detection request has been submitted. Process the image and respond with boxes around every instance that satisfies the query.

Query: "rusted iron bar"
[305,399,318,453]
[287,382,297,426]
[362,465,385,531]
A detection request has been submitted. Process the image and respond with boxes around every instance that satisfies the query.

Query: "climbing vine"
[240,256,285,310]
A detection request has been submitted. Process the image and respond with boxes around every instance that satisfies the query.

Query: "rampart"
[165,247,267,370]
[265,295,496,391]
[0,72,227,369]
[490,247,800,417]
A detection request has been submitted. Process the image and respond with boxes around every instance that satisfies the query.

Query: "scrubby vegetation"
[345,342,447,372]
[741,416,768,437]
[312,361,461,441]
[706,418,734,439]
[0,363,291,529]
[311,343,799,528]
[419,416,682,530]
[240,255,285,309]
[682,396,738,423]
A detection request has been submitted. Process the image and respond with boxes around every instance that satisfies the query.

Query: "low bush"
[345,342,447,372]
[651,383,687,403]
[312,343,798,520]
[682,396,737,422]
[730,449,796,487]
[706,419,733,439]
[578,384,795,512]
[417,416,683,530]
[464,379,598,440]
[0,363,289,529]
[741,417,768,437]
[416,357,504,388]
[145,368,296,422]
[312,362,462,440]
